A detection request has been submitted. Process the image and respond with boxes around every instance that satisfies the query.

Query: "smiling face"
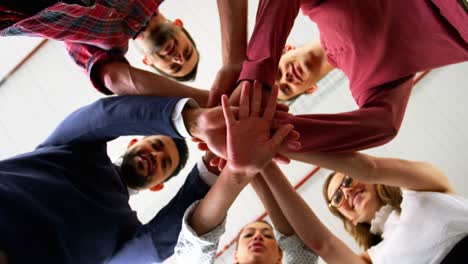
[139,18,198,78]
[326,173,383,225]
[234,221,282,264]
[276,46,321,100]
[122,135,180,190]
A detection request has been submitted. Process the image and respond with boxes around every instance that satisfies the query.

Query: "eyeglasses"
[328,175,355,208]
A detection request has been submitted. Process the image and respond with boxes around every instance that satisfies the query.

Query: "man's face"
[124,135,180,189]
[141,20,198,78]
[276,47,320,100]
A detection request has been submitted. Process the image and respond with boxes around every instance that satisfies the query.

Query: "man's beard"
[149,23,176,54]
[121,150,149,189]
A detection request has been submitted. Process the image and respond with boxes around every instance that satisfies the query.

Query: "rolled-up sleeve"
[238,0,302,87]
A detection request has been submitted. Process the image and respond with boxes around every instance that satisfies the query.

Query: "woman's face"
[327,173,383,225]
[234,221,282,264]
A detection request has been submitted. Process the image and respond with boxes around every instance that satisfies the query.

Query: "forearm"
[250,172,294,236]
[238,0,301,86]
[370,157,453,193]
[189,167,249,235]
[261,163,364,263]
[280,76,414,152]
[100,62,208,106]
[261,163,332,249]
[217,0,247,64]
[287,152,375,182]
[288,152,453,193]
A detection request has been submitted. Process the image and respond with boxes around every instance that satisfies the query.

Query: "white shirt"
[368,190,468,264]
[174,201,318,264]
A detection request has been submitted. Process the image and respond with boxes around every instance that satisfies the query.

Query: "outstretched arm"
[217,0,247,65]
[189,82,297,235]
[38,96,183,147]
[98,62,208,106]
[250,175,294,236]
[109,165,213,263]
[189,167,251,235]
[260,162,368,264]
[288,151,454,193]
[65,42,208,106]
[238,0,302,87]
[277,75,415,153]
[207,0,248,107]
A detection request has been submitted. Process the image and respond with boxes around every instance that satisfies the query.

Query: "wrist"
[222,61,243,70]
[202,152,221,175]
[223,163,255,185]
[182,107,202,138]
[259,161,275,176]
[195,89,209,108]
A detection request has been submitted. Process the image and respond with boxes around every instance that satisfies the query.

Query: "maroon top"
[240,0,468,152]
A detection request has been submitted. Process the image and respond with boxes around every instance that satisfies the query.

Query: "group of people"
[1,0,468,263]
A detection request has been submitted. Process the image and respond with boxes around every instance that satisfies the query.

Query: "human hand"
[190,87,300,161]
[230,80,289,112]
[221,81,300,175]
[193,108,300,164]
[206,64,242,107]
[201,150,222,175]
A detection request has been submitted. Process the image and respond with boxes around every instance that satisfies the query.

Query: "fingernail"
[288,141,301,150]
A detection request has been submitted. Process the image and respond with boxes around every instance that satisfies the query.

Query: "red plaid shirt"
[1,0,163,94]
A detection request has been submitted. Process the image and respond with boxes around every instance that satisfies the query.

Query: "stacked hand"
[211,82,300,175]
[230,80,290,112]
[193,99,299,162]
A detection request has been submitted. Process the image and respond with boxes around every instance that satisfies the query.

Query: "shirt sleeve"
[110,165,211,263]
[171,98,199,138]
[38,96,184,148]
[238,0,302,87]
[175,201,226,264]
[3,2,145,49]
[196,159,218,187]
[65,41,129,95]
[275,231,319,264]
[284,75,414,152]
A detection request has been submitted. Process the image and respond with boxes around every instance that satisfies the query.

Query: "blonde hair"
[323,172,402,250]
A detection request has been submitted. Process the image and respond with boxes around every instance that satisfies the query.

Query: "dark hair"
[147,26,199,82]
[120,137,189,189]
[169,138,189,181]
